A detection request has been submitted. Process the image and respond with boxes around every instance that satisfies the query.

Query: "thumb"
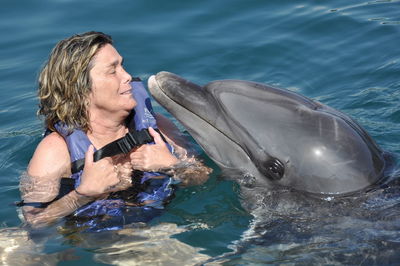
[149,127,164,145]
[84,145,95,166]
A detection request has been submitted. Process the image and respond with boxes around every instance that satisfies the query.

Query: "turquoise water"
[1,0,399,264]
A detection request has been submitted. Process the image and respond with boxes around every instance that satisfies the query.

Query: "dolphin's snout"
[148,75,157,89]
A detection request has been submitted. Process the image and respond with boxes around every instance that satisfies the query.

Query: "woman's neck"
[87,111,129,149]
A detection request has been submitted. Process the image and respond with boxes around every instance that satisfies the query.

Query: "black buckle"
[116,130,153,154]
[117,132,138,154]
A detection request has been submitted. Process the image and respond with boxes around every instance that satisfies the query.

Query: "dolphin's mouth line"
[151,77,247,160]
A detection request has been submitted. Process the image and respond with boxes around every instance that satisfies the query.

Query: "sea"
[0,0,399,265]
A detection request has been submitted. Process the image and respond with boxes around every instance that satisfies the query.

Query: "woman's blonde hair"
[38,31,113,133]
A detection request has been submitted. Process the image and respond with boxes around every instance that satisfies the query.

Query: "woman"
[20,31,211,230]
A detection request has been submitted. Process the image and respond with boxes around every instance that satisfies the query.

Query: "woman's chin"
[119,96,137,109]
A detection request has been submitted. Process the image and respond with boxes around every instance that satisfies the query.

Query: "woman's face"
[88,43,136,117]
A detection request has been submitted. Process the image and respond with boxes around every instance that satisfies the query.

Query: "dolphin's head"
[148,71,388,195]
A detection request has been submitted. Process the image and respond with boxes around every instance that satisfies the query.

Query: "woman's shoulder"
[154,113,183,140]
[27,131,71,177]
[154,113,193,153]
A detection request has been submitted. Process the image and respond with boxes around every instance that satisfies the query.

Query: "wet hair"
[38,31,113,133]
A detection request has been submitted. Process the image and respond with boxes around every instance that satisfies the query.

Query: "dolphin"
[148,71,390,196]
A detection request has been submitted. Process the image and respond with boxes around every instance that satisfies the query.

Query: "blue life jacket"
[54,79,176,232]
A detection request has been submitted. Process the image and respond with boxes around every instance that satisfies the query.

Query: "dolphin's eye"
[264,158,285,180]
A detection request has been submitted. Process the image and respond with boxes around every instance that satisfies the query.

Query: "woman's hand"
[130,127,178,172]
[76,145,122,197]
[111,157,134,191]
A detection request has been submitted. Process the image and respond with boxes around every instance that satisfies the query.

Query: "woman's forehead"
[93,44,122,68]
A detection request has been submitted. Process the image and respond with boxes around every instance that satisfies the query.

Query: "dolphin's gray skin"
[148,71,389,195]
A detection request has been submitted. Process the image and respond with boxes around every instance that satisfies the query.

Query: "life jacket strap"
[71,128,164,174]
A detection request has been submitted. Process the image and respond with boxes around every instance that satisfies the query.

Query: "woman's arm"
[21,132,123,228]
[155,113,212,186]
[129,113,212,186]
[21,132,93,227]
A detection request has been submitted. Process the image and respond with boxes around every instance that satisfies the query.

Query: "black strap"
[15,201,51,208]
[71,128,163,174]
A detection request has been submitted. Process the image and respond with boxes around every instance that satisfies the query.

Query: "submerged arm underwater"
[156,116,213,186]
[160,149,213,186]
[19,172,96,227]
[19,161,135,228]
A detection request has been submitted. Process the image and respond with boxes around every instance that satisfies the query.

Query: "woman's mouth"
[120,87,132,95]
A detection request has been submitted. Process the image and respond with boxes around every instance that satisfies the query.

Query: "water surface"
[0,0,399,264]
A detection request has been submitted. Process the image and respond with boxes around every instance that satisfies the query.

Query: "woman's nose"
[121,67,132,83]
